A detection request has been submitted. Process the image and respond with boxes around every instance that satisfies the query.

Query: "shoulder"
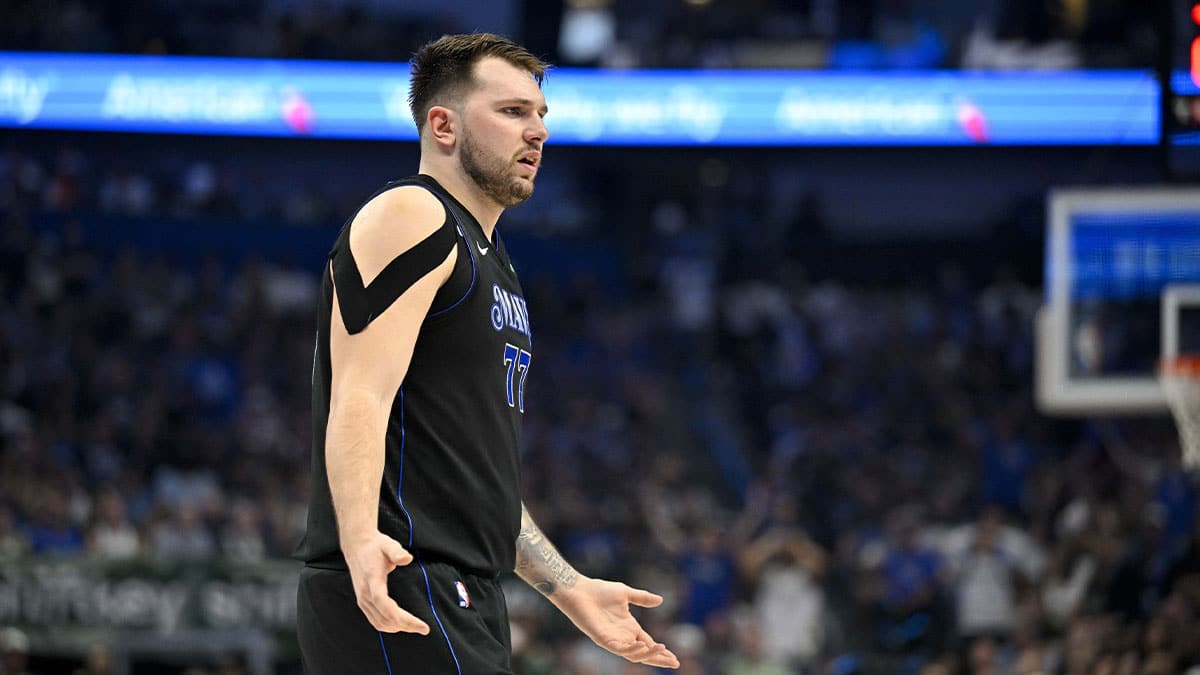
[348,185,452,284]
[351,185,447,252]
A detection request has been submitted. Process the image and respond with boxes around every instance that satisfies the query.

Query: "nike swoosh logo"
[476,241,489,256]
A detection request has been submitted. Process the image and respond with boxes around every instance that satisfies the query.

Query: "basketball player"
[294,33,680,673]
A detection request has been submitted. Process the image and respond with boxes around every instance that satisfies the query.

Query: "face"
[457,57,549,208]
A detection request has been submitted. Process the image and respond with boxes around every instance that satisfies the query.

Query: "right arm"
[325,186,455,634]
[739,529,828,581]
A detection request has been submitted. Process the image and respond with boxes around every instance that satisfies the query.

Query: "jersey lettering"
[490,284,532,338]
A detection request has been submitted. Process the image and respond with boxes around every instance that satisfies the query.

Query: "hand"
[344,531,430,635]
[554,578,680,669]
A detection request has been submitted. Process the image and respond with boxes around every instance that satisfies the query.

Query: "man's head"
[409,33,546,135]
[409,34,550,208]
[0,627,29,675]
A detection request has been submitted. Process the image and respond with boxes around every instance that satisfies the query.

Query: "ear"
[426,105,457,150]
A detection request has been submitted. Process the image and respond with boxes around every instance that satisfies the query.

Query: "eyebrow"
[496,98,549,116]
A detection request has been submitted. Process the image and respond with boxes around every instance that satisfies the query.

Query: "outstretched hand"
[344,531,431,635]
[554,578,680,669]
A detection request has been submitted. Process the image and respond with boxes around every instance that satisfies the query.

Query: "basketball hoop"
[1160,355,1200,470]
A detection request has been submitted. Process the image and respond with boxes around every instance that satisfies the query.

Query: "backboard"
[1036,188,1200,416]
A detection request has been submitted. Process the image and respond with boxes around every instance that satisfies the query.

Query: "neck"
[417,159,503,241]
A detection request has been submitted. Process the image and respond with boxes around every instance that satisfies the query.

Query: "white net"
[1161,357,1200,470]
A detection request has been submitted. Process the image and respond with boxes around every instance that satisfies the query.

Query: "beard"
[460,129,535,208]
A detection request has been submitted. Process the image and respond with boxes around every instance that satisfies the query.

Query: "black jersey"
[296,174,531,576]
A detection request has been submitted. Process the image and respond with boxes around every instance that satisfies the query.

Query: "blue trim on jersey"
[395,386,414,548]
[427,200,478,320]
[418,561,464,675]
[392,384,463,674]
[379,197,468,674]
[377,632,395,675]
[374,386,407,675]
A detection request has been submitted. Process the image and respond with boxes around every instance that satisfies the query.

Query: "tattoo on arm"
[516,503,580,596]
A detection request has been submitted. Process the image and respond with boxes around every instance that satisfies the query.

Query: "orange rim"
[1161,355,1200,376]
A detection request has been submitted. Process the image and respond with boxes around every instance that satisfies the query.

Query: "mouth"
[516,151,540,174]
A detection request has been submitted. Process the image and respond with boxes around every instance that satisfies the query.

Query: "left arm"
[515,503,580,596]
[515,503,679,669]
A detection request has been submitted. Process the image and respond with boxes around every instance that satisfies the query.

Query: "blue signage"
[0,52,1160,146]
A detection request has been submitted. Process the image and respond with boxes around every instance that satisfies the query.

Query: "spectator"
[71,646,113,675]
[0,627,33,675]
[739,527,828,668]
[1042,545,1098,632]
[23,487,82,555]
[943,506,1044,641]
[149,505,216,561]
[86,489,140,560]
[874,508,945,653]
[219,498,266,563]
[675,523,740,629]
[0,505,29,561]
[721,613,790,675]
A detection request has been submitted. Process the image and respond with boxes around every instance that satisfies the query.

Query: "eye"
[503,107,523,116]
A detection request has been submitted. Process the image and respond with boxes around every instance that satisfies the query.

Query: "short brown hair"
[408,33,547,134]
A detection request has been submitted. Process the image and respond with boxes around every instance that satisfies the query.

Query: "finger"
[603,636,652,658]
[632,642,680,667]
[617,646,654,662]
[640,649,680,669]
[379,536,414,567]
[634,631,657,651]
[389,606,432,635]
[630,632,677,666]
[367,591,430,635]
[625,587,664,608]
[621,630,664,659]
[360,597,411,634]
[613,637,656,661]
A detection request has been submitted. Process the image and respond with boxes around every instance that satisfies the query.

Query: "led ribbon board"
[0,52,1159,145]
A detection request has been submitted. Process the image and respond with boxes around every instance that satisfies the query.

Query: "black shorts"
[297,560,513,675]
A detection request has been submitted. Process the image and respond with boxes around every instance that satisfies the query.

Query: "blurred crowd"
[2,0,1158,70]
[0,144,353,228]
[0,0,457,63]
[1,136,1198,675]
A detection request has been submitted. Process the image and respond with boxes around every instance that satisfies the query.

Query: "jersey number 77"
[503,343,531,413]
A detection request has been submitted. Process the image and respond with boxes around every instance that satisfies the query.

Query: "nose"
[526,115,548,144]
